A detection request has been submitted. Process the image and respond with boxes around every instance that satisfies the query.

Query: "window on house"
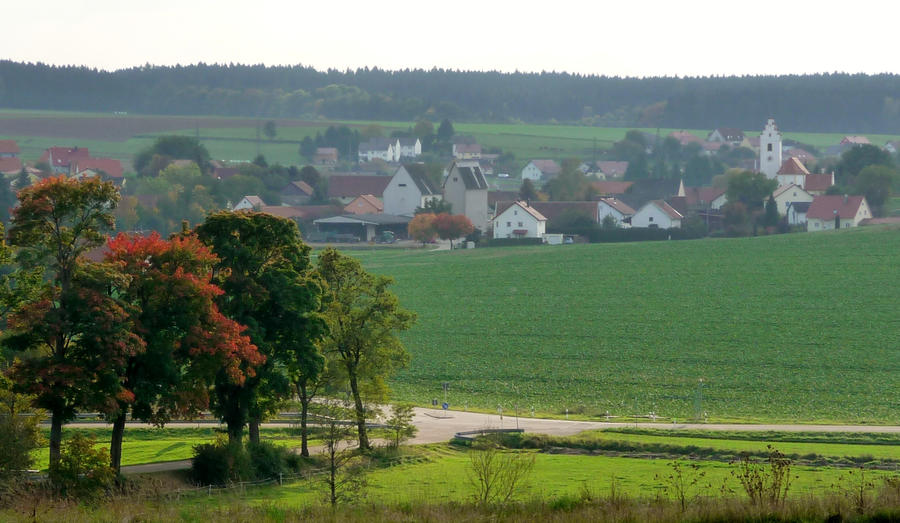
[453,177,458,182]
[514,210,518,215]
[506,222,511,227]
[649,216,654,222]
[399,183,406,187]
[518,222,523,227]
[767,144,773,152]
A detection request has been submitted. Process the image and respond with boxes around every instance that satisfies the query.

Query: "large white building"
[631,200,683,229]
[442,160,489,231]
[759,119,783,179]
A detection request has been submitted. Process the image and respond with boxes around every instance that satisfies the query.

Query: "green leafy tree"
[316,249,415,450]
[836,144,894,184]
[853,165,897,216]
[299,136,316,160]
[0,175,15,225]
[414,198,452,215]
[519,179,539,201]
[263,121,277,140]
[545,161,590,201]
[413,120,434,141]
[436,119,455,143]
[386,404,417,448]
[196,211,325,446]
[764,195,779,227]
[0,374,44,477]
[4,177,143,474]
[726,170,777,210]
[135,135,211,175]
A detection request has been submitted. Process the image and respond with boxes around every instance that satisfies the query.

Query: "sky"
[4,0,899,77]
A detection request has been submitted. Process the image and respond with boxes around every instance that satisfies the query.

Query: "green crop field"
[344,226,900,424]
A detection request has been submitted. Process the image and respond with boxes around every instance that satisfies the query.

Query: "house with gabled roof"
[597,197,635,227]
[443,160,489,231]
[39,146,91,174]
[807,195,872,231]
[358,138,398,163]
[684,186,727,210]
[525,201,599,226]
[314,147,339,166]
[591,180,633,196]
[343,194,384,215]
[776,157,810,187]
[594,161,629,179]
[397,138,422,159]
[383,164,440,216]
[787,201,811,226]
[784,147,816,164]
[233,195,266,211]
[840,136,870,146]
[669,131,702,146]
[771,183,813,216]
[0,140,20,158]
[620,178,685,210]
[452,142,481,160]
[0,157,23,175]
[521,159,562,181]
[72,157,125,183]
[326,174,391,204]
[707,128,745,145]
[281,180,315,205]
[631,200,683,229]
[492,201,547,239]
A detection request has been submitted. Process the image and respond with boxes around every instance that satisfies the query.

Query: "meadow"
[4,109,899,169]
[348,226,900,423]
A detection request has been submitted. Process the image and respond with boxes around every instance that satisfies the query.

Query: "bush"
[192,439,304,485]
[54,434,115,499]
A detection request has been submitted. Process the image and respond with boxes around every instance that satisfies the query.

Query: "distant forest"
[2,61,900,133]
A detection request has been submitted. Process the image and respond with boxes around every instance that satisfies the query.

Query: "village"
[1,118,897,245]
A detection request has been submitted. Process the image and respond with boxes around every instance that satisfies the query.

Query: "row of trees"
[4,62,900,131]
[0,176,414,479]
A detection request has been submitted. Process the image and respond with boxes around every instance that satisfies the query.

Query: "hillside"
[2,62,900,132]
[351,227,900,423]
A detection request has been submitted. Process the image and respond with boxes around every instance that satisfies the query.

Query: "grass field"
[344,226,900,424]
[3,109,899,170]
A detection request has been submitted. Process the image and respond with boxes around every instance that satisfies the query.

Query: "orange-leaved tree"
[408,213,437,245]
[432,213,474,248]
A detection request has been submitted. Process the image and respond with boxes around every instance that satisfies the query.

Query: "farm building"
[442,160,489,231]
[620,178,685,210]
[383,164,440,216]
[683,186,727,211]
[492,201,547,239]
[313,214,411,242]
[280,180,315,205]
[313,147,339,165]
[326,174,391,204]
[806,195,872,231]
[631,200,683,229]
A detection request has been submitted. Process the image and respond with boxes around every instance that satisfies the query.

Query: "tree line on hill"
[0,176,415,489]
[3,61,900,132]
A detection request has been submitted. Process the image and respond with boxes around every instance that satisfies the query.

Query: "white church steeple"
[759,118,782,179]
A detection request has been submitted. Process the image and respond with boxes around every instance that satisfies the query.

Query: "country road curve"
[68,407,900,475]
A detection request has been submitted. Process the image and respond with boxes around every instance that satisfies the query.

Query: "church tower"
[759,118,782,179]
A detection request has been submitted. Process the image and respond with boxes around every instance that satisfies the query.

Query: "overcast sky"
[4,0,898,77]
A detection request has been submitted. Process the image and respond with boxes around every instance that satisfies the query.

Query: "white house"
[707,128,745,145]
[383,164,440,216]
[397,138,422,159]
[520,159,562,181]
[631,200,683,229]
[771,183,813,216]
[759,119,783,179]
[442,160,489,231]
[597,197,635,227]
[358,138,398,162]
[492,201,547,239]
[453,143,482,159]
[233,195,265,211]
[806,195,872,231]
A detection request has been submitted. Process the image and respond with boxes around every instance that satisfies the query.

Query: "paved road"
[97,407,900,474]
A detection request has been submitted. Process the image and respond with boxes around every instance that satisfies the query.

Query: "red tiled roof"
[494,201,547,222]
[595,161,629,177]
[805,173,834,192]
[591,180,633,195]
[641,200,683,220]
[284,180,315,196]
[841,136,870,145]
[701,141,723,151]
[0,157,22,174]
[683,186,726,207]
[0,140,20,154]
[455,143,482,154]
[669,131,702,145]
[527,201,598,222]
[488,191,520,208]
[343,194,383,215]
[530,159,562,175]
[40,146,91,167]
[326,175,391,199]
[597,197,635,215]
[74,157,124,179]
[260,205,342,221]
[807,195,866,220]
[777,157,810,175]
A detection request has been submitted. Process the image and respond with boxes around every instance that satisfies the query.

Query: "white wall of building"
[492,203,546,239]
[631,203,681,229]
[759,119,783,179]
[521,161,543,181]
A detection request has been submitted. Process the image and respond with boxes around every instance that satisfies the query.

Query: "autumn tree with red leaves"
[196,211,325,446]
[3,176,144,475]
[432,213,475,248]
[103,232,262,473]
[407,213,437,245]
